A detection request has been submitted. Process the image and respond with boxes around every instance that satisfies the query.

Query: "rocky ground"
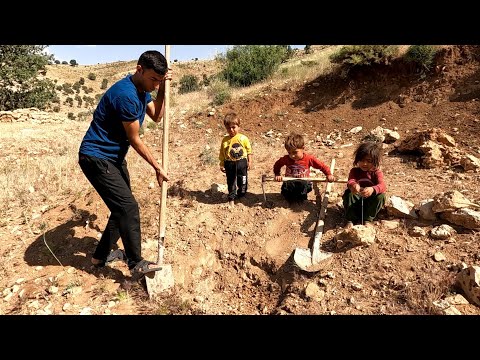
[1,45,480,315]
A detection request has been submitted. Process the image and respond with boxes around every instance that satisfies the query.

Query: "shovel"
[293,158,337,272]
[146,45,175,298]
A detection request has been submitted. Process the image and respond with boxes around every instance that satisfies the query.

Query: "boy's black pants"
[78,153,142,268]
[281,180,313,202]
[224,158,248,201]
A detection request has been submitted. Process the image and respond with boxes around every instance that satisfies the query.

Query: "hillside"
[1,45,480,315]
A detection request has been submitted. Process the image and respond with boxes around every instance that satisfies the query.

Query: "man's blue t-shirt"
[79,75,152,164]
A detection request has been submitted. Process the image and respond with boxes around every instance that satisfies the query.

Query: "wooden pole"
[311,158,335,263]
[157,45,170,265]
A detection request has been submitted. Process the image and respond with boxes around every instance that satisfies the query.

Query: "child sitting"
[273,133,334,203]
[343,141,387,227]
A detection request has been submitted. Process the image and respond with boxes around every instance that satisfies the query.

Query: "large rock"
[397,128,455,152]
[432,190,475,213]
[460,154,480,172]
[456,266,480,307]
[430,224,456,240]
[418,199,437,221]
[440,208,480,230]
[386,195,418,219]
[335,225,376,247]
[420,140,444,168]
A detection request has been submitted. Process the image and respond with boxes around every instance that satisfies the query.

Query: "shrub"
[72,82,81,92]
[82,95,95,107]
[330,45,399,67]
[70,59,78,66]
[221,45,288,87]
[64,97,74,107]
[87,73,96,81]
[200,73,211,87]
[208,79,231,106]
[101,78,108,90]
[404,45,439,71]
[178,74,200,94]
[79,77,85,85]
[147,120,158,130]
[199,146,217,166]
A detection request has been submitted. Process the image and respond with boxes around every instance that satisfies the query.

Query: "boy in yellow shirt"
[219,112,252,206]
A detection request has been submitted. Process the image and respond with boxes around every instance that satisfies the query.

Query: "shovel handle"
[158,45,170,263]
[262,175,348,183]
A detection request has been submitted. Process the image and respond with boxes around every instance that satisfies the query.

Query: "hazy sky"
[46,45,304,65]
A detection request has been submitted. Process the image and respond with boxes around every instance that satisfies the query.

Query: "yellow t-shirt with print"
[219,133,252,167]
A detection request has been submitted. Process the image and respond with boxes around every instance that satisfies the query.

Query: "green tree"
[0,45,57,111]
[221,45,288,87]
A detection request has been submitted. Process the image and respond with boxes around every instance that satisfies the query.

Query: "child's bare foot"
[229,200,235,207]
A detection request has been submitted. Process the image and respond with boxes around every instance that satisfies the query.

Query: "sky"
[46,45,304,65]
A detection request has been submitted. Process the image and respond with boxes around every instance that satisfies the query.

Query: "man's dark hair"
[353,141,382,168]
[284,133,305,151]
[138,50,168,75]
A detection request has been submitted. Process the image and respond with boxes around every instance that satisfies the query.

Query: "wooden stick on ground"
[311,158,336,263]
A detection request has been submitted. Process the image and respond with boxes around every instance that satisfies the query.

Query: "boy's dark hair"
[224,112,240,127]
[353,141,382,168]
[138,50,168,75]
[284,133,305,151]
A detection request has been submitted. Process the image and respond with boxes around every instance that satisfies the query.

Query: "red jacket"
[273,153,332,178]
[347,167,387,195]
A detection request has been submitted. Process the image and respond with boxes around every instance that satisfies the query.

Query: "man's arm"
[122,120,169,185]
[146,86,166,123]
[146,69,172,123]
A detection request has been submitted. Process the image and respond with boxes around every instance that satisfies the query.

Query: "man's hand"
[155,168,169,186]
[275,175,283,182]
[164,68,173,82]
[327,174,335,182]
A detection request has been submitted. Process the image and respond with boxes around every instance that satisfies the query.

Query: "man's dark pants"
[79,154,142,268]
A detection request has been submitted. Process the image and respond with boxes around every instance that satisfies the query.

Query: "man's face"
[140,67,165,92]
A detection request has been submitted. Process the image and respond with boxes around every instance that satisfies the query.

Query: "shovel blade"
[293,247,333,273]
[145,264,174,298]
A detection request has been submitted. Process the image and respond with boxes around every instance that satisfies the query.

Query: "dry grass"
[0,121,91,220]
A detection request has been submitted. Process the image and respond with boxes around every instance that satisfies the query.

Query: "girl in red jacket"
[343,141,387,227]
